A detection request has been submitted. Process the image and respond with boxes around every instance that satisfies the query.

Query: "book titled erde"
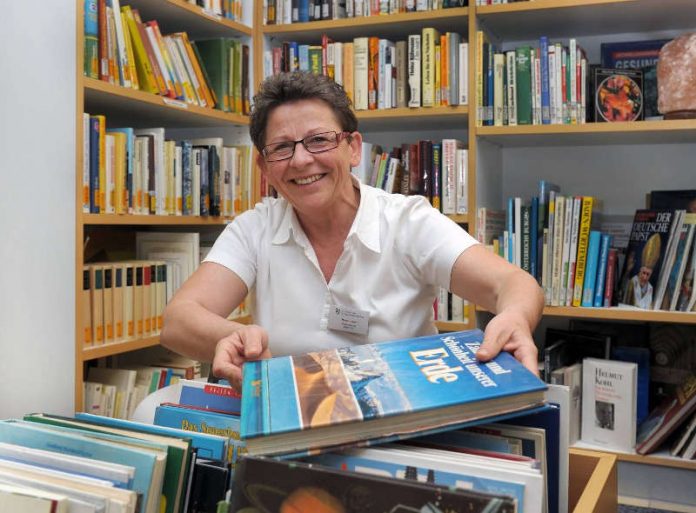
[240,329,546,457]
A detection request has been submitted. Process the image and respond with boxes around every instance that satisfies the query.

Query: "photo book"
[240,329,547,457]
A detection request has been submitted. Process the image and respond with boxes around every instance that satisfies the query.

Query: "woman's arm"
[449,244,545,374]
[160,261,251,362]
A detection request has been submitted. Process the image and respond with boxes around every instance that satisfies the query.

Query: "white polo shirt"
[204,180,478,356]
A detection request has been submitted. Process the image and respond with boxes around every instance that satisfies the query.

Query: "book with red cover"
[635,373,696,455]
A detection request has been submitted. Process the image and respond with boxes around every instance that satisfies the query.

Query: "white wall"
[0,2,76,417]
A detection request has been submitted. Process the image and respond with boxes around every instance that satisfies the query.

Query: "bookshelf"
[74,0,254,411]
[71,0,695,494]
[470,0,696,497]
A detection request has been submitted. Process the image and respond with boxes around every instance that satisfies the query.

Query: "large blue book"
[240,329,546,457]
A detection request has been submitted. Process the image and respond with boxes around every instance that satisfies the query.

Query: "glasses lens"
[264,142,294,162]
[304,132,338,153]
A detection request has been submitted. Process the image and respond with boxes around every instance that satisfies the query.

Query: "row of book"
[83,346,203,420]
[353,139,468,214]
[264,0,468,25]
[265,30,468,111]
[540,323,696,459]
[82,116,254,217]
[81,231,249,348]
[476,33,589,127]
[83,1,250,113]
[83,260,169,347]
[184,0,245,22]
[474,0,530,4]
[618,207,696,312]
[435,287,471,322]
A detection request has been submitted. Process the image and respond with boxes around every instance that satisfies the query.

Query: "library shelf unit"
[472,0,696,498]
[75,0,253,411]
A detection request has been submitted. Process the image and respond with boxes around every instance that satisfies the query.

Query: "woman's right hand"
[212,324,272,389]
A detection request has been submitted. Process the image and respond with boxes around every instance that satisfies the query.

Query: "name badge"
[327,305,369,336]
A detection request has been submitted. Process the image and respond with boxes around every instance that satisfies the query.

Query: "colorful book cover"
[231,455,516,513]
[617,209,675,309]
[307,447,529,512]
[600,39,670,70]
[154,403,245,464]
[581,230,602,307]
[240,329,546,456]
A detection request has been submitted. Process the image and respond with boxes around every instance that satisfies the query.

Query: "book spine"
[581,230,602,307]
[572,196,594,306]
[603,247,618,307]
[593,234,612,307]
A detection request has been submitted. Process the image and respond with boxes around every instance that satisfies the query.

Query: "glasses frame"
[261,130,351,162]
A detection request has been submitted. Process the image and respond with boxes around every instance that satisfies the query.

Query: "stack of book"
[234,329,568,513]
[0,330,571,513]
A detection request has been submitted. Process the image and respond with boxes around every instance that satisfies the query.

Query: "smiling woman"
[160,71,545,387]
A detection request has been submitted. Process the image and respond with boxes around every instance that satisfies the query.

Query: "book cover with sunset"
[240,330,546,457]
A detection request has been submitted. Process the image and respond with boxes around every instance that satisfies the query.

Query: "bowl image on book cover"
[594,68,644,122]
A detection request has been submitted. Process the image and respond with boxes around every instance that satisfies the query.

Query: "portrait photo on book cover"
[595,400,615,430]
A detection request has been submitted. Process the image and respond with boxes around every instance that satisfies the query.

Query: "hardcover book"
[593,68,644,122]
[635,373,696,455]
[230,455,517,513]
[617,210,676,309]
[240,329,546,456]
[580,358,637,453]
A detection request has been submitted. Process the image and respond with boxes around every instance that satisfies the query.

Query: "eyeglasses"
[261,131,351,162]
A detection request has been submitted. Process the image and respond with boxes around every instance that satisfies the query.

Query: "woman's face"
[257,99,362,217]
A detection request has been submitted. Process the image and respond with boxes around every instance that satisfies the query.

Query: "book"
[543,328,611,382]
[0,419,162,513]
[618,210,676,309]
[177,379,241,414]
[308,444,537,513]
[593,67,644,122]
[635,373,696,455]
[241,329,546,457]
[231,455,517,513]
[0,482,69,513]
[581,358,638,453]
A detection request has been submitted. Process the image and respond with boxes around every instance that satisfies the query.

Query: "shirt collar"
[271,175,381,253]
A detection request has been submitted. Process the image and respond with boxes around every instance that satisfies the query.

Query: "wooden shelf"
[357,105,469,131]
[435,320,473,331]
[82,213,234,226]
[262,7,468,42]
[447,213,471,225]
[476,0,696,40]
[83,77,249,128]
[79,315,252,362]
[81,335,161,361]
[572,444,696,471]
[476,305,696,324]
[124,0,252,38]
[476,120,696,147]
[542,306,696,324]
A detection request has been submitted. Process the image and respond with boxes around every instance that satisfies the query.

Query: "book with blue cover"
[74,412,233,463]
[178,379,241,415]
[154,403,245,464]
[240,329,547,457]
[0,419,160,513]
